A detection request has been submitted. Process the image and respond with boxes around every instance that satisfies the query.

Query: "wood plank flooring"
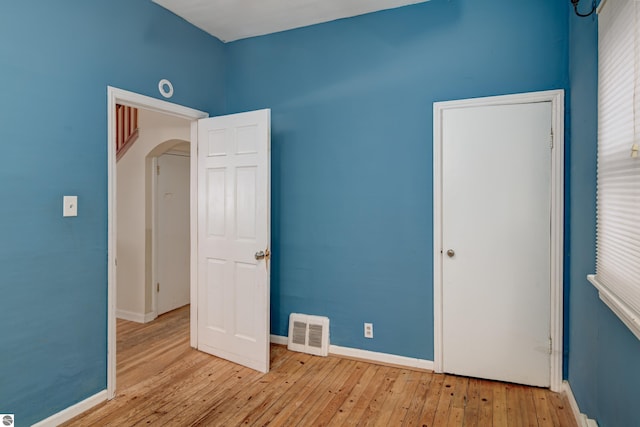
[63,306,577,426]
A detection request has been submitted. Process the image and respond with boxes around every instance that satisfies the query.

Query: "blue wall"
[567,9,640,427]
[0,1,225,424]
[226,0,568,359]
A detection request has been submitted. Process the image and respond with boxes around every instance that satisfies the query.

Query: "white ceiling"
[152,0,428,43]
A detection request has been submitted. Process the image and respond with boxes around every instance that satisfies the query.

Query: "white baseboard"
[330,344,434,370]
[563,381,598,427]
[270,335,434,371]
[270,334,289,345]
[116,309,156,323]
[31,390,107,427]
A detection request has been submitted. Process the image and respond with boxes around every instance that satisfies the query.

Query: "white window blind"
[588,0,640,340]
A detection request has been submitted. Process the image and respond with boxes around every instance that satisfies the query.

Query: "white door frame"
[151,155,159,317]
[107,86,208,399]
[432,89,564,392]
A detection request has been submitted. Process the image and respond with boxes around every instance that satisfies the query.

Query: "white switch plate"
[63,196,78,217]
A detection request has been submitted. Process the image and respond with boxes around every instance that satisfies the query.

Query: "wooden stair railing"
[116,104,139,161]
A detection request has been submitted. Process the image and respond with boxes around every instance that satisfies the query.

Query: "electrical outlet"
[364,323,373,339]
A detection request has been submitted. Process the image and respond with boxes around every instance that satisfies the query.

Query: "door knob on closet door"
[446,249,455,258]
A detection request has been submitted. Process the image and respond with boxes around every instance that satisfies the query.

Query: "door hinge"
[550,128,554,149]
[157,282,160,292]
[548,337,553,355]
[157,165,160,175]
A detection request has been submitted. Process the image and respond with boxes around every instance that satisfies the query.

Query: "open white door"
[196,109,271,373]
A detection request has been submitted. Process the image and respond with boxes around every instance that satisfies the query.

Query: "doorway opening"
[107,86,208,399]
[117,133,191,396]
[116,111,191,323]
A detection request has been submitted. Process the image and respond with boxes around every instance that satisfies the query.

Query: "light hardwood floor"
[64,306,578,426]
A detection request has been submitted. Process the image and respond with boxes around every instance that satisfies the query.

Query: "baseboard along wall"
[116,309,156,324]
[270,334,434,371]
[562,381,599,427]
[31,390,107,427]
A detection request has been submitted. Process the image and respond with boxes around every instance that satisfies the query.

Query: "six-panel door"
[196,109,271,373]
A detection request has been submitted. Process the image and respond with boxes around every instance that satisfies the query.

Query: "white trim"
[330,344,434,370]
[433,98,443,373]
[116,309,156,323]
[189,121,199,349]
[163,150,190,157]
[270,334,288,345]
[270,335,434,370]
[151,156,159,319]
[588,275,640,341]
[31,390,107,427]
[563,381,599,427]
[549,89,565,392]
[107,86,208,400]
[432,90,565,392]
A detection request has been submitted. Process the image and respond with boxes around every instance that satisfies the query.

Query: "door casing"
[107,86,208,399]
[432,89,564,392]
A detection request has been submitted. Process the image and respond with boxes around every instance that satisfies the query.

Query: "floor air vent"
[287,313,330,356]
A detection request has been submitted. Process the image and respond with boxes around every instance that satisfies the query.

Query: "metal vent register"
[287,313,330,356]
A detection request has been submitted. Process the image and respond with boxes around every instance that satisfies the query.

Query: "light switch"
[63,196,78,217]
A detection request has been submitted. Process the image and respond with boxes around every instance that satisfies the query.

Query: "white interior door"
[441,101,552,387]
[196,109,270,373]
[156,152,191,315]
